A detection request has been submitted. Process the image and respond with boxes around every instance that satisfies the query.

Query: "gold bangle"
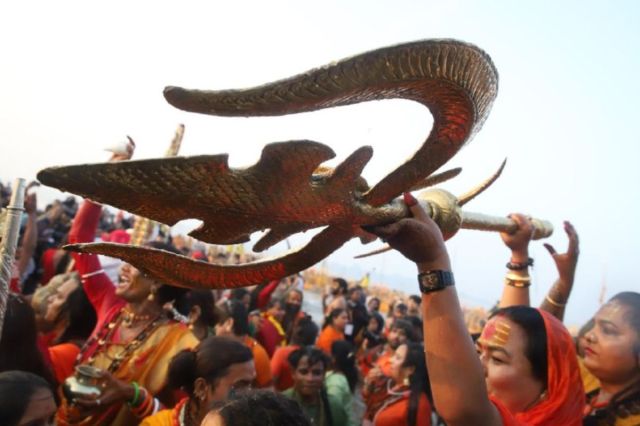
[505,272,531,282]
[545,294,567,308]
[504,277,531,288]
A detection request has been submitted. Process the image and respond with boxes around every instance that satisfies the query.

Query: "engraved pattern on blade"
[164,39,499,206]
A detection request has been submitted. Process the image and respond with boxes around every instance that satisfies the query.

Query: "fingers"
[403,192,430,222]
[564,220,579,254]
[72,395,100,409]
[363,222,401,241]
[544,243,557,256]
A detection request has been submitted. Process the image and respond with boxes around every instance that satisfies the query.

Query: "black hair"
[288,347,333,426]
[330,340,359,393]
[288,346,330,371]
[333,278,348,294]
[322,308,345,330]
[409,294,421,306]
[145,241,189,305]
[491,306,548,386]
[230,288,250,302]
[395,302,408,314]
[0,294,57,390]
[348,285,363,297]
[216,300,250,336]
[290,316,319,346]
[406,315,424,342]
[391,318,416,343]
[167,336,252,397]
[57,285,97,344]
[0,370,55,426]
[214,389,310,426]
[174,289,217,329]
[369,312,385,335]
[403,342,433,426]
[156,284,189,306]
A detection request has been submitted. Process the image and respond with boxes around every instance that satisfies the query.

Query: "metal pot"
[62,365,103,402]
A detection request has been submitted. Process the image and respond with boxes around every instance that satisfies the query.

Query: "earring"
[403,377,410,386]
[147,288,156,302]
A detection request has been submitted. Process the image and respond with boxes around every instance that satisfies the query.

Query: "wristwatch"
[418,270,455,294]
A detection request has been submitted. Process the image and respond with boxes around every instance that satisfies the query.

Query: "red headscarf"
[492,309,585,426]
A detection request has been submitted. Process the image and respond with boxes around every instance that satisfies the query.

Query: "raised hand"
[363,192,451,271]
[544,221,579,286]
[500,213,534,262]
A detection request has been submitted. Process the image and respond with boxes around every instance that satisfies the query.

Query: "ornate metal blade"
[409,167,462,191]
[65,224,353,289]
[39,141,376,251]
[458,159,506,206]
[164,39,498,207]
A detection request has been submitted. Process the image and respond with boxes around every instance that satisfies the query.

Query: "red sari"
[492,309,585,426]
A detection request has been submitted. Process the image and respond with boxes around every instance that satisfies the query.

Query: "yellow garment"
[578,356,600,395]
[140,408,173,426]
[613,414,640,426]
[58,322,198,426]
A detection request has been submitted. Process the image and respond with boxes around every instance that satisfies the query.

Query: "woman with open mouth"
[55,144,199,426]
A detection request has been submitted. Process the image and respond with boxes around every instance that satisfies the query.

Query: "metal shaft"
[0,178,26,336]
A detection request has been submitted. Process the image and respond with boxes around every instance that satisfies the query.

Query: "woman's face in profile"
[583,300,640,384]
[476,316,545,414]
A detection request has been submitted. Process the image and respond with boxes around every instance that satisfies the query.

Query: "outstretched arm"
[367,193,502,426]
[539,221,579,321]
[498,213,534,308]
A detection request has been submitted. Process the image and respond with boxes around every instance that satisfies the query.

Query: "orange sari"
[57,322,198,426]
[317,326,344,355]
[492,309,585,426]
[49,342,80,384]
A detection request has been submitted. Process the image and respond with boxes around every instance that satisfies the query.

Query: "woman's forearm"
[419,264,501,426]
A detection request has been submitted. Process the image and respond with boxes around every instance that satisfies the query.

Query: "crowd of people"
[0,147,639,426]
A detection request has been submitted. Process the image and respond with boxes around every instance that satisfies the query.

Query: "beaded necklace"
[75,308,166,373]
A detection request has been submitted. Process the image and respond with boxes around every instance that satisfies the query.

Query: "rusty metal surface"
[39,39,503,289]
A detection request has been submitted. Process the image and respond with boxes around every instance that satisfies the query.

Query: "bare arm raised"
[365,193,503,426]
[499,213,535,308]
[539,221,579,321]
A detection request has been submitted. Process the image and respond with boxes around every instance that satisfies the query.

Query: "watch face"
[419,270,453,293]
[424,273,439,286]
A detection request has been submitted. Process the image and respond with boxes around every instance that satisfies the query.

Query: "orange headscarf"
[493,309,585,426]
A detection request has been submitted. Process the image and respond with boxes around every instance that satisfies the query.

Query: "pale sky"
[1,1,639,326]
